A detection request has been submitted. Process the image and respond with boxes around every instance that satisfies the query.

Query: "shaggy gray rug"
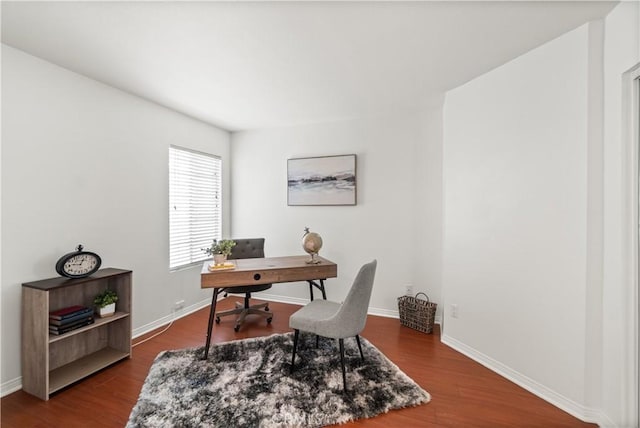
[127,332,430,427]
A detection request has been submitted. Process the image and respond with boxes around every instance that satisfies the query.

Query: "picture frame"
[287,154,357,206]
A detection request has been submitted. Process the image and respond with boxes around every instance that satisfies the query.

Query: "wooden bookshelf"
[21,268,132,400]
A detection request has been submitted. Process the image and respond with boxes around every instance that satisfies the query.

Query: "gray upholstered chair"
[289,259,377,392]
[215,238,273,332]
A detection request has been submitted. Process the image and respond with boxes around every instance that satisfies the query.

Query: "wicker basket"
[397,292,437,334]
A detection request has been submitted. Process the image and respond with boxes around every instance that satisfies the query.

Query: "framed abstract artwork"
[287,154,357,206]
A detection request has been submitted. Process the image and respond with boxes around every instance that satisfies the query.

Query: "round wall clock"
[55,244,102,278]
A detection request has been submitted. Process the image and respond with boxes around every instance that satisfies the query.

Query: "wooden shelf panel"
[49,312,130,343]
[49,347,130,394]
[23,268,132,291]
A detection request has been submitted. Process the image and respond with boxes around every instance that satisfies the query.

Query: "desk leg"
[202,288,220,360]
[307,279,328,301]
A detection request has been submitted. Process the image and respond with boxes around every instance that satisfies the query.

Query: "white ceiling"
[1,1,617,132]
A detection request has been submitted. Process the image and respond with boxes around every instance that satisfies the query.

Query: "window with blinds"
[169,146,222,270]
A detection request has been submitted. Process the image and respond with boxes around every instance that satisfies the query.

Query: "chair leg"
[316,334,320,348]
[355,335,364,361]
[339,338,347,392]
[291,329,299,373]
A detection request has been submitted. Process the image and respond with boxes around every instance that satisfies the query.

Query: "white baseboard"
[441,333,603,426]
[0,297,214,398]
[256,293,307,307]
[1,376,22,397]
[132,297,212,339]
[259,292,442,324]
[596,412,618,428]
[2,294,440,398]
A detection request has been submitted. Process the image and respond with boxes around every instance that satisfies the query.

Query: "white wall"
[1,45,231,392]
[230,109,443,317]
[601,2,640,427]
[443,24,591,413]
[442,3,640,424]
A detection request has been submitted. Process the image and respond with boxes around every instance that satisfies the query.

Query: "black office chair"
[215,238,273,331]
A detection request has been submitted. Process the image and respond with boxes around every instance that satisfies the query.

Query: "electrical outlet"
[174,300,185,311]
[451,304,459,319]
[405,285,414,296]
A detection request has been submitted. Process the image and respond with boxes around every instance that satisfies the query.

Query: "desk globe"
[302,227,323,264]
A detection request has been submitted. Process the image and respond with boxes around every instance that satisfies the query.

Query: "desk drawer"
[200,263,337,288]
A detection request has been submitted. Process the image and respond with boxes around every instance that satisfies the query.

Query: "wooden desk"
[200,255,337,359]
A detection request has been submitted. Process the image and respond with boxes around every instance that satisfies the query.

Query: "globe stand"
[306,253,321,264]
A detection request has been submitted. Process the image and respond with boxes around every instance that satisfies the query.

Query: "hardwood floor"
[1,298,595,427]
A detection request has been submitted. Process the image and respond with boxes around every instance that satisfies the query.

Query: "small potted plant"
[202,239,236,266]
[93,289,118,318]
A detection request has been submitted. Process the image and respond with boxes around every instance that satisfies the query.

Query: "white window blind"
[169,146,222,270]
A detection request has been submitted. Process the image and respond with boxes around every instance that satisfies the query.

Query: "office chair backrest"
[229,238,265,260]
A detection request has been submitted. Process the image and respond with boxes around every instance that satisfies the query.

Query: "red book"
[49,310,95,326]
[49,305,91,320]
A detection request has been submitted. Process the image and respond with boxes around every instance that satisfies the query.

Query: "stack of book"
[49,305,95,335]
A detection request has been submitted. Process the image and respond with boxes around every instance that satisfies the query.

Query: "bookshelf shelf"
[49,347,129,393]
[21,268,132,400]
[48,312,129,343]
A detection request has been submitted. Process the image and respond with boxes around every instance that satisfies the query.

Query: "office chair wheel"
[234,325,240,332]
[265,305,269,311]
[215,317,221,324]
[267,317,273,324]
